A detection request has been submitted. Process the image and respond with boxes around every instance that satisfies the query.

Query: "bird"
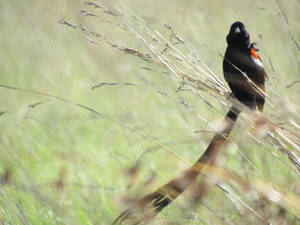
[223,21,267,112]
[114,22,268,225]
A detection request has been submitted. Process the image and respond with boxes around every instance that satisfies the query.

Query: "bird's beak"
[234,27,241,34]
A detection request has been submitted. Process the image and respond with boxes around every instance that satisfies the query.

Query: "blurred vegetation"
[0,0,299,224]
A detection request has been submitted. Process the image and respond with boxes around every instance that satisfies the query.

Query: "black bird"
[223,21,267,111]
[113,22,269,225]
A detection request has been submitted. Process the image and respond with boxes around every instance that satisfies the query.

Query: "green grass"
[0,0,299,224]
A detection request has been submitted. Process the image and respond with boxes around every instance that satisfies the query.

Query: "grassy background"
[0,0,299,224]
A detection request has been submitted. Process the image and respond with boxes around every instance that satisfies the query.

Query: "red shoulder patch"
[250,47,259,59]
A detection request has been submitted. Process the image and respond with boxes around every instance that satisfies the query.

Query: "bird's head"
[226,21,250,47]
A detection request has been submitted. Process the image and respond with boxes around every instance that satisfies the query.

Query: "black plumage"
[223,21,267,111]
